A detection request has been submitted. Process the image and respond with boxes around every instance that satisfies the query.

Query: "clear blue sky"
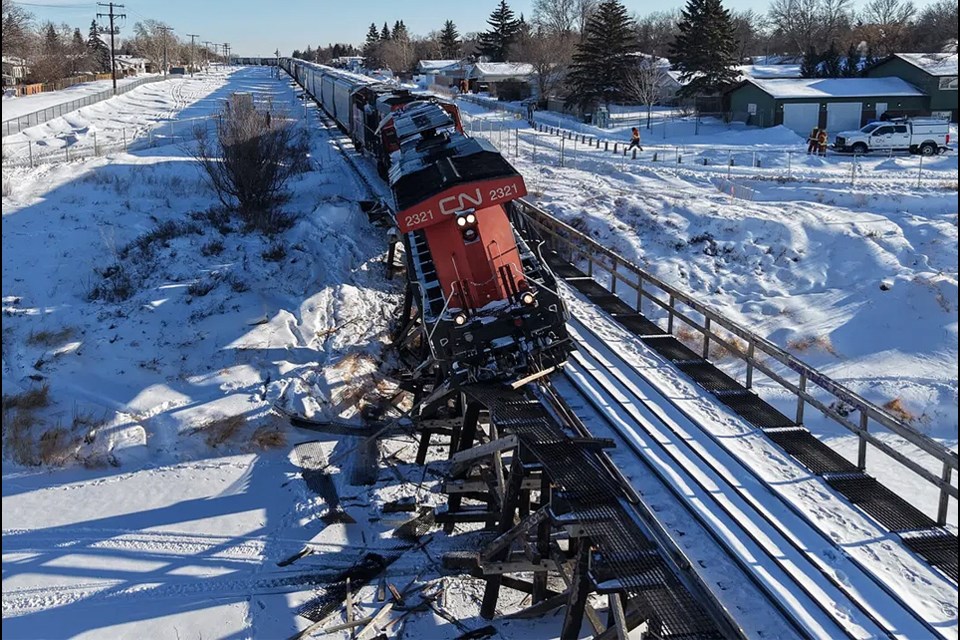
[15,0,944,56]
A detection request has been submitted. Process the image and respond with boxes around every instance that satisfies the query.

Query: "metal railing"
[2,75,169,138]
[515,198,958,526]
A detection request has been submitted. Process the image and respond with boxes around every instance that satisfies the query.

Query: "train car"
[282,58,570,386]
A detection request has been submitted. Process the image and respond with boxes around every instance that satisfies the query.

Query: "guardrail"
[2,75,168,138]
[515,198,958,526]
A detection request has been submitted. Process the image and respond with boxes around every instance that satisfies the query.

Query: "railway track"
[558,308,948,639]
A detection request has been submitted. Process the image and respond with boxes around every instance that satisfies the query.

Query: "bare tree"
[623,55,669,129]
[861,0,916,55]
[634,10,679,58]
[730,9,769,61]
[768,0,853,54]
[909,0,958,51]
[532,0,578,37]
[191,94,309,233]
[131,20,178,71]
[574,0,598,37]
[514,29,575,103]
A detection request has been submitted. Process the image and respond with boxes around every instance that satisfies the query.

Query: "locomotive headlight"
[456,216,467,227]
[520,291,536,306]
[454,313,468,326]
[465,213,476,224]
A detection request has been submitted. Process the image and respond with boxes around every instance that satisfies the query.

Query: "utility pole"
[187,33,199,75]
[157,25,174,76]
[96,2,125,94]
[275,48,280,77]
[223,42,230,65]
[202,41,213,70]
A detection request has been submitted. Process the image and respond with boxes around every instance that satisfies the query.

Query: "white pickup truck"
[833,118,951,156]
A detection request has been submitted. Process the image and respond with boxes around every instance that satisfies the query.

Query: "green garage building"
[726,77,929,135]
[866,53,958,122]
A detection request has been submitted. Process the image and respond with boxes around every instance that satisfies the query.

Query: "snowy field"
[459,100,959,521]
[2,65,957,639]
[2,75,154,122]
[1,71,242,165]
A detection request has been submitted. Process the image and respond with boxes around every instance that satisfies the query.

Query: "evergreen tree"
[439,20,461,58]
[88,20,111,72]
[392,20,409,42]
[565,0,638,109]
[304,45,314,61]
[291,48,302,59]
[380,22,391,40]
[800,45,820,78]
[363,22,382,68]
[860,47,877,77]
[841,42,860,77]
[819,41,842,78]
[70,27,85,74]
[669,0,739,98]
[44,22,61,53]
[477,0,520,62]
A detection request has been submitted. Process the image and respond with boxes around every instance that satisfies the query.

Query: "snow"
[457,102,958,509]
[1,75,156,122]
[737,63,802,79]
[747,76,927,99]
[469,62,535,79]
[895,52,959,77]
[416,60,460,72]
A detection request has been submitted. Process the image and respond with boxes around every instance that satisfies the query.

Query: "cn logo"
[438,188,483,216]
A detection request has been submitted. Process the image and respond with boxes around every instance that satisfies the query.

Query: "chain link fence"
[1,115,216,168]
[2,75,170,137]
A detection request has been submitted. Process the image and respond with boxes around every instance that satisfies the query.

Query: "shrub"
[88,263,135,302]
[191,94,309,233]
[201,239,225,257]
[262,242,287,262]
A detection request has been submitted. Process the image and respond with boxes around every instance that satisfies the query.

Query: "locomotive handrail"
[514,197,957,526]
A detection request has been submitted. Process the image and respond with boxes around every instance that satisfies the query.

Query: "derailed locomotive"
[282,59,570,387]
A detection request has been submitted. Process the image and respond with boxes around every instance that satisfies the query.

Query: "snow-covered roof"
[417,59,460,72]
[893,53,958,77]
[468,62,534,79]
[747,77,925,99]
[737,64,802,79]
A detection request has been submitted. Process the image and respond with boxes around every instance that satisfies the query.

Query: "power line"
[96,2,125,94]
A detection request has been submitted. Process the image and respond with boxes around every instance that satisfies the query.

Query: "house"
[114,55,151,75]
[416,59,460,75]
[1,56,29,83]
[465,62,534,97]
[866,53,957,121]
[725,77,928,133]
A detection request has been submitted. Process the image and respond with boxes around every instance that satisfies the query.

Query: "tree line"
[2,0,221,84]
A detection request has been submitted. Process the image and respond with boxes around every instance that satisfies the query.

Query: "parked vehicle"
[833,118,951,156]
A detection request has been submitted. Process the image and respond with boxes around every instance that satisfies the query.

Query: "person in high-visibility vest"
[817,128,828,156]
[807,127,820,154]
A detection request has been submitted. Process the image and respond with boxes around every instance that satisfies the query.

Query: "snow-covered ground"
[2,75,154,122]
[1,70,245,164]
[3,66,957,639]
[459,101,958,517]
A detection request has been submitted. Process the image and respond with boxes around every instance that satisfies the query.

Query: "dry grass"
[38,427,78,466]
[3,409,38,465]
[2,385,50,412]
[251,425,286,449]
[201,414,246,447]
[26,327,75,347]
[787,335,839,357]
[883,397,916,424]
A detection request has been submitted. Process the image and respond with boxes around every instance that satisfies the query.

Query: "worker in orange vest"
[807,127,820,154]
[817,128,828,156]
